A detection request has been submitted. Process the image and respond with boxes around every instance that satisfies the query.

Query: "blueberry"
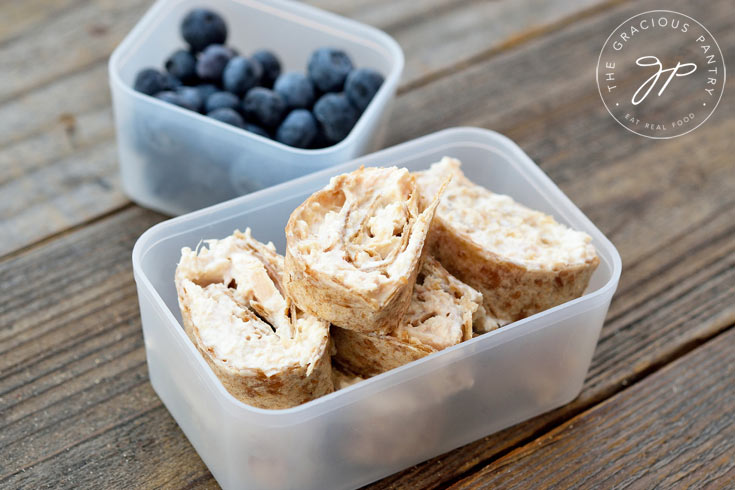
[208,108,245,128]
[276,109,317,148]
[181,8,227,52]
[223,56,262,95]
[154,90,185,107]
[241,87,287,129]
[307,47,354,93]
[345,68,384,112]
[165,49,197,83]
[195,83,219,103]
[196,44,235,82]
[175,86,203,111]
[252,50,281,87]
[310,128,331,149]
[162,73,183,91]
[312,93,358,143]
[244,123,270,138]
[274,72,315,110]
[205,91,240,113]
[134,68,166,95]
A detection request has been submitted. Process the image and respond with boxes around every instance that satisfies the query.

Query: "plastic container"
[132,128,621,490]
[109,0,404,216]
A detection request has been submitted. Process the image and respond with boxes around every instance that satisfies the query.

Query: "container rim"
[132,127,622,423]
[108,0,405,157]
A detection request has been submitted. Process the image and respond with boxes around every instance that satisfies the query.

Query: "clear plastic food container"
[109,0,404,216]
[132,128,621,490]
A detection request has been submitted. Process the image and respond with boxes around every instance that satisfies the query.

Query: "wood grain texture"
[451,327,735,489]
[0,0,612,257]
[0,197,730,488]
[363,0,735,486]
[1,0,734,487]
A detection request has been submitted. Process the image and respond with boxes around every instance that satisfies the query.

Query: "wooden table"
[1,0,733,488]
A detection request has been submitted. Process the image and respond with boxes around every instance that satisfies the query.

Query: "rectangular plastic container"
[132,127,621,490]
[109,0,404,216]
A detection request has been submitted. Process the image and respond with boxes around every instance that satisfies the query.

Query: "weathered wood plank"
[0,195,730,488]
[0,0,152,104]
[0,0,608,104]
[363,0,735,485]
[0,142,126,255]
[0,0,615,257]
[0,0,733,487]
[310,0,613,89]
[0,169,732,488]
[0,0,82,45]
[451,327,735,489]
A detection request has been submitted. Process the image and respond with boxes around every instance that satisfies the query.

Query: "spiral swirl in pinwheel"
[175,229,333,409]
[285,166,445,334]
[415,157,599,324]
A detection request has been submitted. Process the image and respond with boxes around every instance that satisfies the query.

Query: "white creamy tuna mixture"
[416,157,597,270]
[177,229,328,376]
[290,166,435,298]
[393,258,479,350]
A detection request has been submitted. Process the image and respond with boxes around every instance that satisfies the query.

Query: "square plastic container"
[109,0,404,216]
[132,127,621,490]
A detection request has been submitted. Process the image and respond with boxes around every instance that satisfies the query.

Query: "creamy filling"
[416,157,597,270]
[177,229,328,376]
[393,258,480,350]
[333,369,365,390]
[290,167,438,300]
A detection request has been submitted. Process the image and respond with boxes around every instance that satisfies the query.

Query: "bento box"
[109,0,404,216]
[131,127,621,490]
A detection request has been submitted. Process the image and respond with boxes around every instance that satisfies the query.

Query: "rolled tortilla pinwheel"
[332,256,482,377]
[285,166,445,334]
[415,157,599,324]
[175,229,333,409]
[332,366,366,391]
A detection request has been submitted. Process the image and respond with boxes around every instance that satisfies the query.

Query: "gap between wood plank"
[0,0,631,117]
[0,202,138,263]
[0,357,148,449]
[0,0,634,262]
[427,319,735,490]
[396,0,629,95]
[446,323,735,489]
[0,401,160,484]
[603,199,735,303]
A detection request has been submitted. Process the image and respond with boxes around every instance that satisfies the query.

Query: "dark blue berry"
[208,108,245,128]
[223,56,262,95]
[175,86,203,111]
[205,91,240,113]
[273,72,315,110]
[195,83,219,103]
[345,68,384,112]
[134,68,166,95]
[154,90,185,107]
[196,44,235,82]
[181,9,227,53]
[276,109,317,148]
[310,128,331,149]
[307,47,354,93]
[244,123,270,138]
[162,73,183,91]
[165,49,197,83]
[241,87,287,129]
[252,50,281,88]
[312,93,358,143]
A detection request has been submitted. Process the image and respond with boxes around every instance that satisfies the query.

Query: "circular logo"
[597,10,725,139]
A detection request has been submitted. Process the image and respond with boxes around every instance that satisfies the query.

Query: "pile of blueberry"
[133,8,384,149]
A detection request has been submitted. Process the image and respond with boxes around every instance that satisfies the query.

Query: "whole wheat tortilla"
[175,229,333,409]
